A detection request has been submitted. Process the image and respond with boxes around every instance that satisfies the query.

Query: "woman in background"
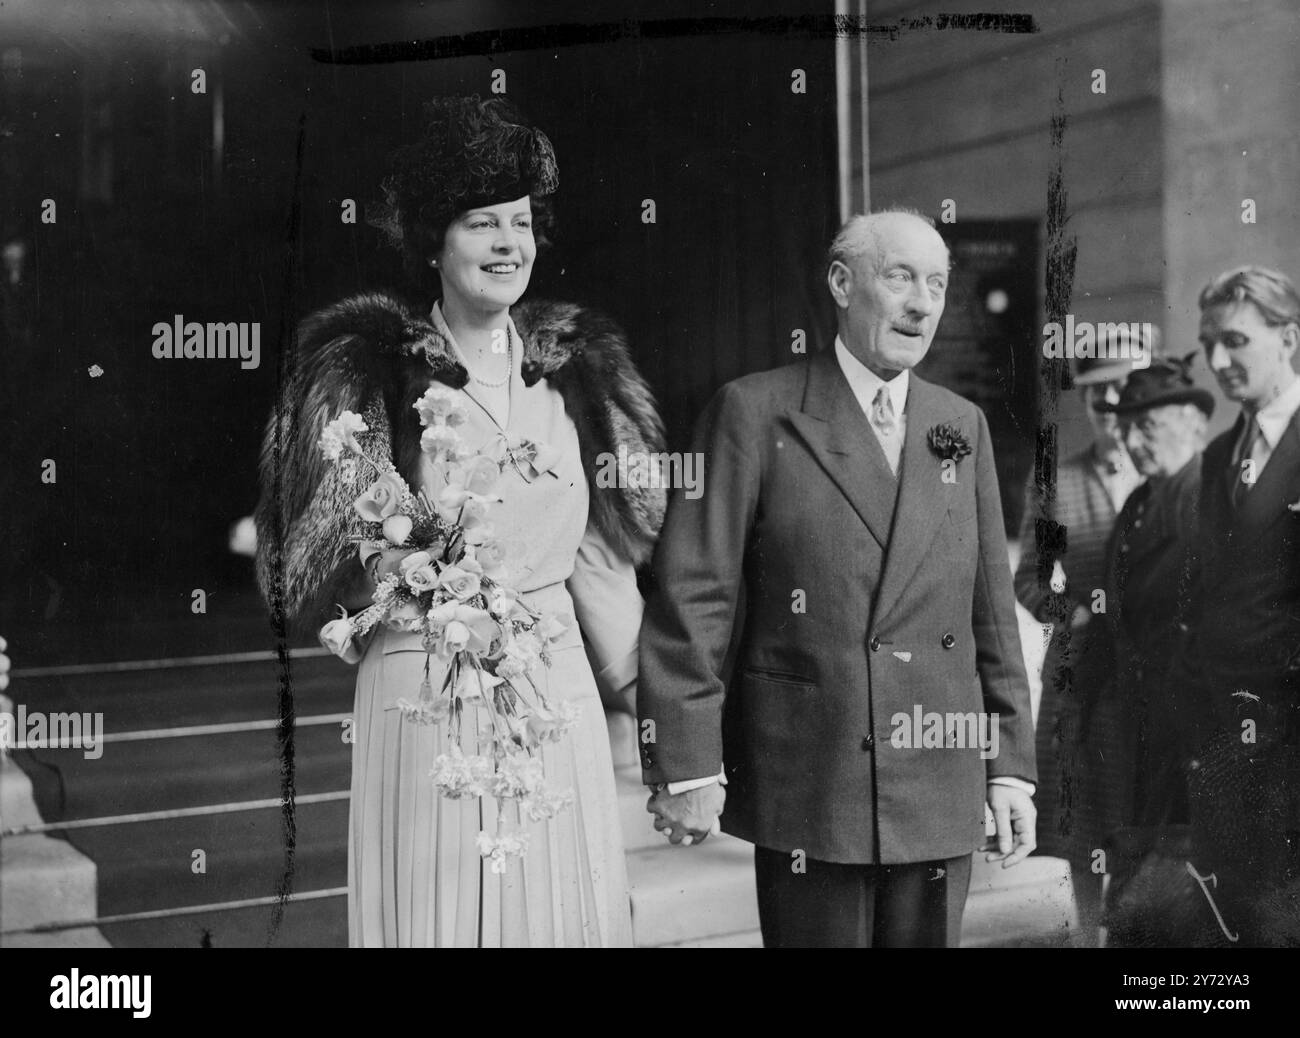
[1089,358,1211,946]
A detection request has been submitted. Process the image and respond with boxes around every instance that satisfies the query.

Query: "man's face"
[830,216,950,377]
[1083,378,1126,442]
[1199,301,1298,409]
[1121,403,1200,477]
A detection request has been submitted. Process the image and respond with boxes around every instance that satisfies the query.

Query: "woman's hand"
[342,547,420,611]
[370,548,419,583]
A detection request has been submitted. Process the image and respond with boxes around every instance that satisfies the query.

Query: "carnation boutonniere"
[926,423,972,463]
[1286,495,1300,514]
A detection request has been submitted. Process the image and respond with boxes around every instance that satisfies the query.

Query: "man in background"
[1014,343,1146,944]
[1183,265,1300,945]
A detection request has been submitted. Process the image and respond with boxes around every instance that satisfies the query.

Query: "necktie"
[870,385,902,476]
[1231,412,1261,508]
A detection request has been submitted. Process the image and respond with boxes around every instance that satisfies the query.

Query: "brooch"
[502,434,560,483]
[926,423,972,462]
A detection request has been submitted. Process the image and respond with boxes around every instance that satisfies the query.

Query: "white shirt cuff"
[988,776,1036,796]
[664,768,728,796]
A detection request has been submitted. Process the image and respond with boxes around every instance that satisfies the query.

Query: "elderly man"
[637,208,1036,948]
[1181,266,1300,946]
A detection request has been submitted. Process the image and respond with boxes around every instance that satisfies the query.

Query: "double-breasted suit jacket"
[638,349,1036,865]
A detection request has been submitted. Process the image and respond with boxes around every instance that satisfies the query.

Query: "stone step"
[605,711,639,771]
[615,767,668,853]
[626,830,1077,948]
[627,836,759,948]
[0,833,104,938]
[660,929,764,948]
[2,927,114,949]
[963,854,1076,947]
[0,752,43,831]
[968,852,1074,895]
[0,697,111,948]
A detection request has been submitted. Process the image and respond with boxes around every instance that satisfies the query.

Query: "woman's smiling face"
[436,195,536,315]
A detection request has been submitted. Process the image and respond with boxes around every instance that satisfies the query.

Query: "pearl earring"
[429,258,438,268]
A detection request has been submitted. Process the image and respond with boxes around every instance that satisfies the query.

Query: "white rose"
[382,515,413,545]
[443,620,471,653]
[318,618,362,664]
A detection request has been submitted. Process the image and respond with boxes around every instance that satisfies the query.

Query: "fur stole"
[254,292,666,629]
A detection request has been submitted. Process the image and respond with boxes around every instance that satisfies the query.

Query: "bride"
[254,97,665,947]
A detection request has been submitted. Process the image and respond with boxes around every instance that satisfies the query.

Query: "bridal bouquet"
[316,386,578,871]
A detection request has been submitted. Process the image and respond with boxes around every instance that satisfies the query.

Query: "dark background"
[0,1,1052,950]
[2,0,841,654]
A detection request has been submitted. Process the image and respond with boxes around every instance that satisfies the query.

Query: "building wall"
[0,0,840,632]
[1163,0,1300,441]
[861,0,1165,459]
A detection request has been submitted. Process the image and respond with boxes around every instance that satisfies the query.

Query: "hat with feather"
[370,96,559,278]
[1097,353,1216,417]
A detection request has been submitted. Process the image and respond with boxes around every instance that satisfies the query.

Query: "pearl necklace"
[466,337,512,389]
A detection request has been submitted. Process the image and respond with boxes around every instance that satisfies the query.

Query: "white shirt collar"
[1251,374,1300,449]
[834,335,909,417]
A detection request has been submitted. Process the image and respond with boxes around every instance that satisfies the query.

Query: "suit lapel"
[1201,422,1237,543]
[1239,409,1300,531]
[787,350,896,550]
[873,375,958,623]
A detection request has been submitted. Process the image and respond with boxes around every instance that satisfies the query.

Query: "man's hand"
[985,783,1036,868]
[647,783,725,847]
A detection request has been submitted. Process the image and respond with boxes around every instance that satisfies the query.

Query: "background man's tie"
[1231,412,1262,509]
[870,385,902,476]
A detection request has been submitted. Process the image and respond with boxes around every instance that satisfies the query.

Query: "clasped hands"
[646,783,726,847]
[646,781,1034,862]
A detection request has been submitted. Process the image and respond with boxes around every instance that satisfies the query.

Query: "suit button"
[942,632,956,649]
[869,636,881,652]
[861,734,875,751]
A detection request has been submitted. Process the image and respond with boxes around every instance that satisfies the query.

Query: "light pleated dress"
[347,305,640,947]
